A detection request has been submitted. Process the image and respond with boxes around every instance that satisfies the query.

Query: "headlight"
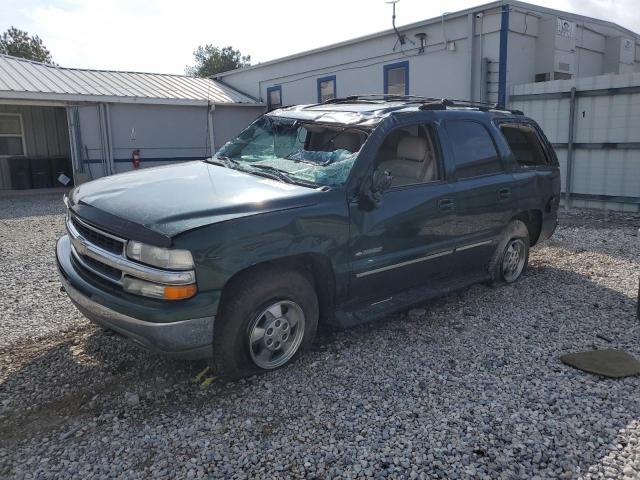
[126,240,194,270]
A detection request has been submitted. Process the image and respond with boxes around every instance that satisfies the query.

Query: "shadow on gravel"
[2,263,640,477]
[0,329,205,448]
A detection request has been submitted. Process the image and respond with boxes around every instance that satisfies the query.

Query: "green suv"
[57,96,560,377]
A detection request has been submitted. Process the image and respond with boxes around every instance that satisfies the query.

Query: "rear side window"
[446,120,502,179]
[500,124,549,167]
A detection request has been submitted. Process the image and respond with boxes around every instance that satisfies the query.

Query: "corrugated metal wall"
[0,104,70,189]
[0,104,69,157]
[71,102,265,181]
[509,72,640,211]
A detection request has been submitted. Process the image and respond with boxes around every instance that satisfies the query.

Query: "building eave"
[0,90,259,107]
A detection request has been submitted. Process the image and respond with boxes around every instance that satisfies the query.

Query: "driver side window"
[375,124,441,187]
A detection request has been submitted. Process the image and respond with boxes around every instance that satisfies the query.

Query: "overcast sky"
[1,0,638,74]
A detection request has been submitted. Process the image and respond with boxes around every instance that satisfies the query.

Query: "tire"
[488,219,530,285]
[211,265,319,378]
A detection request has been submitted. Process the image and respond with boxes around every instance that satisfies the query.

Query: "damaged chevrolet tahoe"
[57,95,560,377]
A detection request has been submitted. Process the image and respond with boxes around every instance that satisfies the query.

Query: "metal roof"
[0,54,261,106]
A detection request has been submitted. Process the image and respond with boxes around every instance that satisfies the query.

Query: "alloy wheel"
[248,300,306,369]
[501,238,526,282]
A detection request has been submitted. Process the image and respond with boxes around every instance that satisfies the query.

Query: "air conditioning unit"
[605,36,636,73]
[534,17,577,82]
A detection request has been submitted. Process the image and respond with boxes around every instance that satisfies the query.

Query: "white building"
[0,54,264,191]
[215,0,640,109]
[214,0,640,211]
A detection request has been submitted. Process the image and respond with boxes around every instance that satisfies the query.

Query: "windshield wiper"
[206,155,240,169]
[249,164,296,183]
[250,164,319,188]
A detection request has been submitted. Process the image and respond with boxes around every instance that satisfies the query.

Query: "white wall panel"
[510,72,640,211]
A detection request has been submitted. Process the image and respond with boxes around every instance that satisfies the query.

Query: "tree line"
[0,26,250,76]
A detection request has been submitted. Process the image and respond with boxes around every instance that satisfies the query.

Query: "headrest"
[397,136,427,162]
[333,132,361,153]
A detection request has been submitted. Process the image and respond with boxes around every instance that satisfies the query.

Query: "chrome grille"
[70,215,124,255]
[80,254,122,282]
[65,213,196,287]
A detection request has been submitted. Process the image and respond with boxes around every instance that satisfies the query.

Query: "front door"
[348,122,458,304]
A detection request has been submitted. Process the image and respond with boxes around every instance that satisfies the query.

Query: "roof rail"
[419,98,524,115]
[318,94,524,115]
[322,94,440,104]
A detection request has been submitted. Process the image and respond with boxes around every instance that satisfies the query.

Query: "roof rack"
[318,95,523,115]
[322,94,439,105]
[419,98,524,115]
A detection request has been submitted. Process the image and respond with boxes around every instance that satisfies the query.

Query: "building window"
[384,61,409,95]
[267,86,282,111]
[317,75,336,103]
[0,113,25,157]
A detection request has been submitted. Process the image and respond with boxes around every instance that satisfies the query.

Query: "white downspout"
[208,104,216,156]
[104,103,115,175]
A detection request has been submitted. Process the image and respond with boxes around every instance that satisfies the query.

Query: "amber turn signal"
[163,284,198,301]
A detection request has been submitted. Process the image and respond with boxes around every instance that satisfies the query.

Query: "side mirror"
[372,169,393,194]
[359,169,392,211]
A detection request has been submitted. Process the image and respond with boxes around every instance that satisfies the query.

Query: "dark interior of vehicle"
[500,124,549,166]
[375,125,438,186]
[304,127,367,154]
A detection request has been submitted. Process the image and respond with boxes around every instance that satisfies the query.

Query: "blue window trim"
[383,61,409,95]
[317,75,337,103]
[266,85,282,110]
[498,4,510,107]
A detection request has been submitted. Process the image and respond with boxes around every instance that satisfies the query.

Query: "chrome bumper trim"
[59,270,213,356]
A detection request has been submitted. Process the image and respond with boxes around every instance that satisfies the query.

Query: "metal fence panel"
[509,72,640,211]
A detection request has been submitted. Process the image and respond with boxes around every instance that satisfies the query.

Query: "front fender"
[173,190,351,298]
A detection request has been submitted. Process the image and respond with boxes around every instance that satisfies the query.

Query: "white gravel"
[1,195,639,479]
[0,193,86,348]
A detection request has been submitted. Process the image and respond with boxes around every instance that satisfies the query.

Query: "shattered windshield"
[211,116,369,187]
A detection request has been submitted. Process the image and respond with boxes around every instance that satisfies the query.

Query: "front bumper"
[57,235,215,359]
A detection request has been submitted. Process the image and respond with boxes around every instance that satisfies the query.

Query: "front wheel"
[488,219,530,285]
[211,266,319,378]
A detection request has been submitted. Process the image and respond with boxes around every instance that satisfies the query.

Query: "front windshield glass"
[213,116,369,187]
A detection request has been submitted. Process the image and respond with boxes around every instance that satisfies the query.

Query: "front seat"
[378,135,434,186]
[333,132,362,153]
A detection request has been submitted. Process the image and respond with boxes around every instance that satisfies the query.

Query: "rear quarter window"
[446,120,502,179]
[500,123,549,167]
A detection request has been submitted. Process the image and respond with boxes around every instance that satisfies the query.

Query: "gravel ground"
[1,194,639,479]
[0,192,85,348]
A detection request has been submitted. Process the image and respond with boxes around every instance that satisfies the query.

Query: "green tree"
[0,26,54,64]
[186,45,250,77]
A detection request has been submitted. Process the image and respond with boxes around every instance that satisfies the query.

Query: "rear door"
[441,118,515,275]
[497,120,561,216]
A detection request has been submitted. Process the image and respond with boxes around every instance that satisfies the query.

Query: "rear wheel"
[211,266,318,378]
[489,219,530,285]
[501,238,527,282]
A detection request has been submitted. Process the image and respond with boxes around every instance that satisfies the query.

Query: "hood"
[70,161,318,239]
